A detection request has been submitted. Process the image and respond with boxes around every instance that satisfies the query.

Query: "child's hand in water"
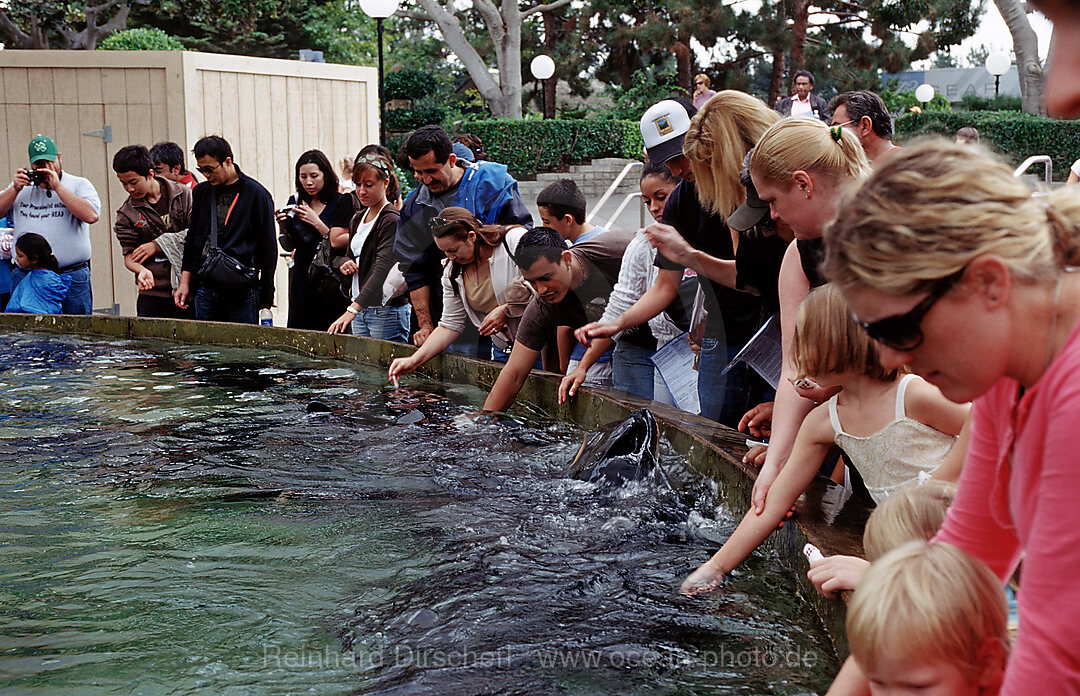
[807,554,870,598]
[680,559,726,596]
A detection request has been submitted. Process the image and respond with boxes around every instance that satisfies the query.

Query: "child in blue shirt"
[7,233,71,314]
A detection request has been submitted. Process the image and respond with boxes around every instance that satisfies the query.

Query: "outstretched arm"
[482,343,542,413]
[575,268,681,344]
[681,404,834,595]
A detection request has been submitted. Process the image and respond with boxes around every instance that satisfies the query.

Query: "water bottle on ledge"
[259,309,273,327]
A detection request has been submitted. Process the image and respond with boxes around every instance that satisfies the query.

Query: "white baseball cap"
[639,99,695,163]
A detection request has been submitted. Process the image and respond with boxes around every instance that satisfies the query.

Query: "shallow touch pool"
[0,333,838,695]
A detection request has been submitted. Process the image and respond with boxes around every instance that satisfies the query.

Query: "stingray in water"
[566,410,663,485]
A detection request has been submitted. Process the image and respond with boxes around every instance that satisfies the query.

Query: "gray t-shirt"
[12,171,100,269]
[515,229,633,352]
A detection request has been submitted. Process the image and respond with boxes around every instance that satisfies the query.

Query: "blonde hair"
[791,284,899,382]
[863,480,956,561]
[694,73,711,87]
[824,138,1080,295]
[848,541,1008,680]
[748,117,870,188]
[683,91,779,216]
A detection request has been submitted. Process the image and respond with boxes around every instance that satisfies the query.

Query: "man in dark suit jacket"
[774,70,830,123]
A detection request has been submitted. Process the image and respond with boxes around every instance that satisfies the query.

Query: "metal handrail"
[586,161,643,224]
[1013,155,1053,184]
[602,191,646,230]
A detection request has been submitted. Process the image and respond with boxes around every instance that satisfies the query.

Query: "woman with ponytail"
[825,139,1080,693]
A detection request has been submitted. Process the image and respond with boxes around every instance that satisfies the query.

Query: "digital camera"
[27,169,49,186]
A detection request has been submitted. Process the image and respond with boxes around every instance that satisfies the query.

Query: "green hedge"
[98,28,185,51]
[895,111,1080,182]
[385,106,446,132]
[460,119,644,179]
[384,70,438,101]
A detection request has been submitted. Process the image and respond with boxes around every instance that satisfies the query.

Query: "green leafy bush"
[958,93,1023,112]
[460,119,644,179]
[385,106,446,132]
[895,111,1080,181]
[98,28,185,51]
[384,70,439,101]
[879,88,952,114]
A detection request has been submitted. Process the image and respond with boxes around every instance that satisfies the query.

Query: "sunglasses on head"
[853,268,966,351]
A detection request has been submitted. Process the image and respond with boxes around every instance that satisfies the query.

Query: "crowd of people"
[2,7,1080,688]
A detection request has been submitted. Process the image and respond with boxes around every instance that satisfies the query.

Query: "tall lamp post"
[360,0,401,145]
[915,83,935,110]
[530,55,556,119]
[985,53,1011,98]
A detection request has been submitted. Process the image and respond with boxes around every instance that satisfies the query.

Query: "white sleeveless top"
[828,374,956,504]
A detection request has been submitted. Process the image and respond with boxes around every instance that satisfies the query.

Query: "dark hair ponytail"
[16,233,59,272]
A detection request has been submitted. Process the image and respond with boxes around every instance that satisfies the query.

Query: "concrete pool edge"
[1,314,868,662]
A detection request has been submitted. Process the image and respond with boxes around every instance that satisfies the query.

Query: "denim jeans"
[351,305,411,343]
[697,337,753,428]
[193,284,259,324]
[613,340,676,405]
[11,264,92,315]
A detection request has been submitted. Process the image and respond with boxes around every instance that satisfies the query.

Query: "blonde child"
[808,479,956,598]
[847,541,1008,695]
[680,285,968,595]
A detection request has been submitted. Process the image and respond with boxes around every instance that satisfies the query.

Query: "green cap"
[28,134,58,164]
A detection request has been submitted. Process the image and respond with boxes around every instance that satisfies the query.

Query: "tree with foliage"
[0,0,150,49]
[127,0,378,64]
[991,0,1044,115]
[400,0,572,118]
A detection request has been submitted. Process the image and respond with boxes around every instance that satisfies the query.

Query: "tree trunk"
[992,0,1045,115]
[788,0,809,92]
[542,10,557,118]
[768,48,786,107]
[673,40,692,93]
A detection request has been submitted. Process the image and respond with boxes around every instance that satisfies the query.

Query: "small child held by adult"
[847,541,1008,695]
[680,285,969,595]
[7,233,71,314]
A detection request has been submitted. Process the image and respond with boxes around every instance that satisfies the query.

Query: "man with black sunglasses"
[176,135,276,324]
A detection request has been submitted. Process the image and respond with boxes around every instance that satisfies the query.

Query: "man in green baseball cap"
[0,134,101,314]
[28,134,59,164]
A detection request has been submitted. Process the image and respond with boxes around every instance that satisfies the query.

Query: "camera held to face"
[27,169,49,187]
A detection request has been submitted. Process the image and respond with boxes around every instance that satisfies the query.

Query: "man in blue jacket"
[394,126,531,348]
[176,136,276,324]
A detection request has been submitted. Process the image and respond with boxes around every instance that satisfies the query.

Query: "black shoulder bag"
[197,192,258,289]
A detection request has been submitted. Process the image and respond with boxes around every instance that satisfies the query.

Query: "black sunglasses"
[853,269,966,351]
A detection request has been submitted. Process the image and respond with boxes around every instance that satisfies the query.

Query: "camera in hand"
[27,169,49,186]
[280,204,299,220]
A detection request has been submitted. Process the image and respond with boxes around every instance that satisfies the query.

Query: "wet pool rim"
[0,313,869,660]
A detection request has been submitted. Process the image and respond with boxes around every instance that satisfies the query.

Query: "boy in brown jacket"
[112,144,192,318]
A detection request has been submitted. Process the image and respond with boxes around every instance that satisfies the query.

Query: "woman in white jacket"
[388,207,529,379]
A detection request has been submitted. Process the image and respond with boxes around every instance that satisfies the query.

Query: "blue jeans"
[351,305,411,343]
[698,337,753,428]
[613,341,656,400]
[193,284,259,324]
[11,264,92,315]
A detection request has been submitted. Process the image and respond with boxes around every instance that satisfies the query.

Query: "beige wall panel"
[124,69,153,105]
[52,68,80,105]
[149,69,170,144]
[200,71,223,138]
[3,106,32,172]
[101,68,127,105]
[53,105,83,173]
[2,51,377,319]
[218,71,241,151]
[76,68,103,104]
[5,68,30,104]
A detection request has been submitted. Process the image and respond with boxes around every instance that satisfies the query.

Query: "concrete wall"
[0,51,378,319]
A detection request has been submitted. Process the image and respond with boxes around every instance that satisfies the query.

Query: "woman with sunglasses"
[742,118,870,513]
[387,207,529,381]
[825,139,1080,693]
